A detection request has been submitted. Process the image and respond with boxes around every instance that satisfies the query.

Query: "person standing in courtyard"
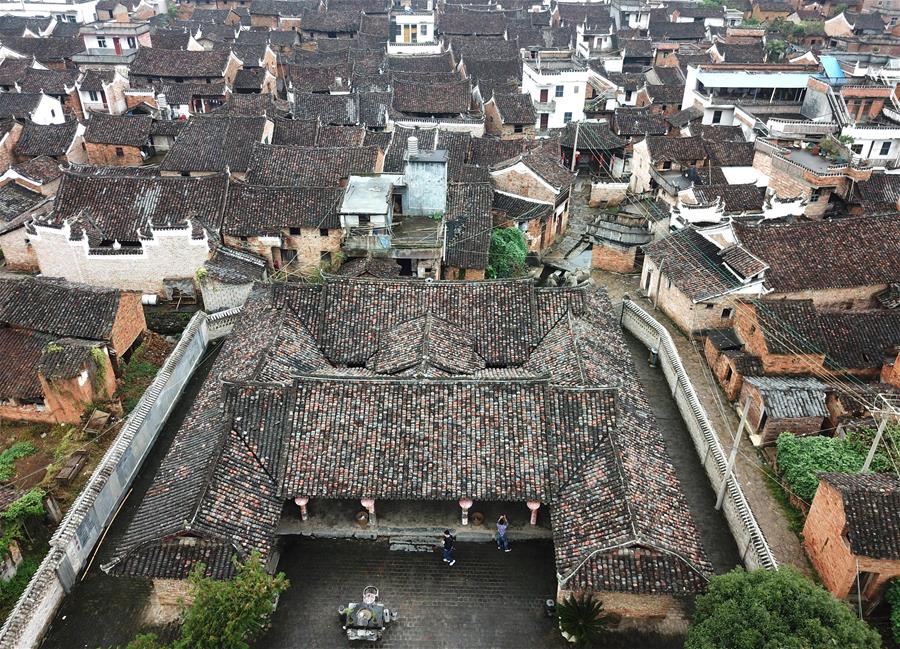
[496,515,511,552]
[442,529,456,566]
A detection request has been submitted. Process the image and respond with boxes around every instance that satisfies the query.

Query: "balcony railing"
[766,118,838,138]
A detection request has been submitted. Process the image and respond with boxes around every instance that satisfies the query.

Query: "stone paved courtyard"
[256,537,683,649]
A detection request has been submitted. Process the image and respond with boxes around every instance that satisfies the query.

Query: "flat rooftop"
[340,175,398,215]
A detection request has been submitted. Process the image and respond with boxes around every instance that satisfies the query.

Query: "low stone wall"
[0,306,243,649]
[620,298,778,572]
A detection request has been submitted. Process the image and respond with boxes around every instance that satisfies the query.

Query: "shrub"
[0,442,36,482]
[486,227,527,279]
[686,567,881,649]
[776,433,866,503]
[557,593,611,646]
[887,580,900,644]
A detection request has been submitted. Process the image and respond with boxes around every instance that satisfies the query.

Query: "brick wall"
[588,181,629,206]
[882,352,900,388]
[639,258,738,333]
[110,293,147,359]
[443,266,486,280]
[0,229,38,271]
[733,303,826,374]
[703,336,745,401]
[739,380,824,445]
[0,122,22,174]
[591,243,638,273]
[802,482,900,602]
[558,589,690,635]
[492,168,556,203]
[85,142,143,166]
[773,285,887,311]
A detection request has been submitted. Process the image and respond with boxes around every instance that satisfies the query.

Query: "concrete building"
[522,56,589,131]
[0,0,100,23]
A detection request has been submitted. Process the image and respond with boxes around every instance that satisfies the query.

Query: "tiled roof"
[84,113,152,147]
[212,93,276,117]
[715,42,766,63]
[18,67,78,95]
[222,185,344,235]
[41,172,226,244]
[560,121,626,149]
[150,29,195,50]
[646,135,707,162]
[703,140,754,166]
[0,58,32,87]
[449,35,520,59]
[743,376,829,419]
[234,67,267,91]
[109,280,709,591]
[734,215,900,293]
[385,52,454,73]
[250,0,317,16]
[288,61,350,92]
[156,81,226,105]
[444,182,492,270]
[336,255,401,278]
[622,38,653,58]
[160,116,269,173]
[11,156,61,184]
[130,48,230,79]
[648,20,707,40]
[0,183,46,229]
[642,227,745,301]
[203,246,266,285]
[691,124,746,142]
[438,11,506,35]
[666,105,703,128]
[300,9,361,32]
[819,473,900,560]
[644,83,685,105]
[494,139,574,190]
[465,57,520,82]
[1,36,84,62]
[392,78,471,115]
[0,93,41,119]
[79,69,114,93]
[0,328,49,400]
[613,107,668,136]
[693,184,765,213]
[272,118,318,146]
[493,190,553,223]
[0,276,120,341]
[291,92,359,124]
[856,172,900,213]
[15,120,79,158]
[471,136,527,167]
[492,92,534,125]
[245,144,379,186]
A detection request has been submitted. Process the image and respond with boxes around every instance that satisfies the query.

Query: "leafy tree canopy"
[686,567,882,649]
[486,227,528,279]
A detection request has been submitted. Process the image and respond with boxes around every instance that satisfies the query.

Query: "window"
[809,187,822,202]
[721,307,733,318]
[320,251,332,263]
[319,228,329,237]
[420,24,428,36]
[712,109,723,124]
[705,303,714,309]
[880,141,891,156]
[115,147,124,157]
[513,125,523,133]
[555,85,564,97]
[850,144,863,155]
[97,37,107,48]
[563,112,572,123]
[724,366,733,383]
[289,227,301,235]
[50,109,55,118]
[624,90,633,102]
[88,90,99,102]
[127,37,136,48]
[661,160,672,170]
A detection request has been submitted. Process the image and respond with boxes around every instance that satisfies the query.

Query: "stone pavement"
[256,538,682,649]
[593,269,811,574]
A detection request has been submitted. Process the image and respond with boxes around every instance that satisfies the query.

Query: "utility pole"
[570,121,580,172]
[717,397,750,510]
[862,393,899,472]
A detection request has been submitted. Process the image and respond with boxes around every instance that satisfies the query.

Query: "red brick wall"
[591,244,638,273]
[733,303,826,374]
[110,293,147,360]
[443,266,486,280]
[0,122,22,174]
[492,169,556,203]
[882,352,900,388]
[704,336,745,402]
[85,142,143,166]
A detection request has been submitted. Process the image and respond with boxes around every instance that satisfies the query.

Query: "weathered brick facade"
[223,227,343,273]
[0,228,38,271]
[0,122,23,174]
[803,480,900,603]
[733,303,825,375]
[591,244,639,273]
[110,292,147,362]
[738,379,824,445]
[84,142,144,166]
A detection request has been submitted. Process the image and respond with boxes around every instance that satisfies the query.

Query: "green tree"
[175,553,289,649]
[765,39,788,62]
[887,580,900,644]
[686,567,881,649]
[121,634,168,649]
[486,227,527,279]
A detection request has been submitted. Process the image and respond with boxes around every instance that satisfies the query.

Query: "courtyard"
[256,537,682,649]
